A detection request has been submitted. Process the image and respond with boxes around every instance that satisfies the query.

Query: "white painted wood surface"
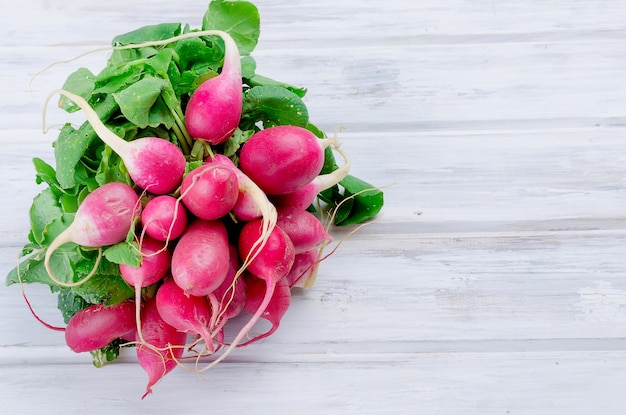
[1,0,625,413]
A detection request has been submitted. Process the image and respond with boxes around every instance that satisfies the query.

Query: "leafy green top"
[6,0,384,359]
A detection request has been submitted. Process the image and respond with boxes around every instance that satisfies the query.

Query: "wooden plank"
[2,350,626,414]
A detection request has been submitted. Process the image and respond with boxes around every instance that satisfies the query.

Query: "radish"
[155,278,215,352]
[184,30,242,145]
[239,125,335,195]
[203,218,294,369]
[136,297,187,399]
[44,181,141,287]
[119,236,171,344]
[46,89,186,195]
[271,143,351,210]
[211,244,247,333]
[205,154,276,223]
[119,237,171,289]
[285,248,320,288]
[180,164,239,221]
[239,273,290,347]
[277,206,332,254]
[141,195,188,242]
[64,300,136,353]
[170,219,230,297]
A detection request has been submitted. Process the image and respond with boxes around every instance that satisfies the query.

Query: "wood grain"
[1,0,625,413]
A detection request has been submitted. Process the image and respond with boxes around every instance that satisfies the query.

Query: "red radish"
[119,236,171,289]
[271,143,351,210]
[47,89,186,195]
[205,154,276,223]
[239,125,334,195]
[239,274,290,347]
[180,164,239,220]
[184,30,242,145]
[64,300,136,353]
[136,297,187,399]
[119,236,171,342]
[204,218,294,369]
[212,245,247,330]
[155,278,215,351]
[285,248,320,288]
[141,195,188,242]
[277,206,332,254]
[44,181,141,287]
[170,219,230,297]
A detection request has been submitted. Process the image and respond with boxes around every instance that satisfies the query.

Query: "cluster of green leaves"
[6,0,383,360]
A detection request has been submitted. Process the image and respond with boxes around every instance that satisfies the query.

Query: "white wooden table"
[1,1,625,413]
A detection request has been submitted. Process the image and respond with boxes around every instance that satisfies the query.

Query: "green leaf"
[334,175,385,226]
[185,160,205,175]
[29,188,69,247]
[241,85,309,128]
[247,74,307,98]
[72,274,134,306]
[54,123,97,189]
[202,0,260,56]
[95,145,132,187]
[57,288,89,323]
[5,248,79,288]
[112,77,170,128]
[94,64,144,95]
[103,241,142,268]
[59,68,96,113]
[223,128,254,158]
[241,55,256,79]
[112,22,182,46]
[90,338,127,368]
[174,36,224,72]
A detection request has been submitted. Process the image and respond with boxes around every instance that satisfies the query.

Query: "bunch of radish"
[8,1,383,399]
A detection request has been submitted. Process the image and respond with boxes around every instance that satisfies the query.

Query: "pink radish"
[239,125,335,195]
[119,236,171,344]
[205,154,276,223]
[47,89,186,195]
[285,248,320,288]
[211,244,247,331]
[239,273,290,347]
[271,143,351,209]
[155,278,215,352]
[141,195,188,242]
[203,218,294,369]
[136,297,187,399]
[44,181,141,287]
[184,30,242,145]
[64,300,136,353]
[277,206,332,254]
[180,164,239,220]
[170,219,230,297]
[119,236,171,289]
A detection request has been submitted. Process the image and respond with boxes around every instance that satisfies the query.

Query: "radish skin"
[170,219,230,297]
[239,126,333,195]
[141,195,188,242]
[202,219,294,370]
[285,248,320,288]
[136,297,187,399]
[184,30,242,145]
[155,278,215,352]
[180,164,239,221]
[211,244,247,332]
[239,274,290,347]
[271,141,351,210]
[46,89,186,195]
[277,206,332,254]
[44,181,141,287]
[64,300,136,353]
